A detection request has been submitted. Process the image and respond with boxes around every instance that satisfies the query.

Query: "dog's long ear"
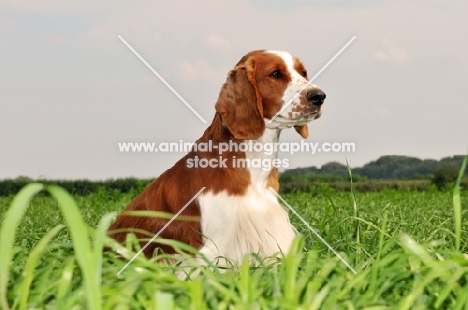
[215,59,265,140]
[294,125,309,138]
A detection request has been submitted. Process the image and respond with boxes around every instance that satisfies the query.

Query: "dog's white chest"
[197,186,296,264]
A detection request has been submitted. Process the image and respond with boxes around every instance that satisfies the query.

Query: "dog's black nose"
[307,90,326,106]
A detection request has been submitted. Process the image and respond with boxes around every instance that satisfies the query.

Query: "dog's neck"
[245,125,281,185]
[201,114,283,186]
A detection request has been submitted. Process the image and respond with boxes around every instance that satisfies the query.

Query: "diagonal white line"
[117,187,206,275]
[269,187,357,274]
[268,36,356,123]
[118,35,207,124]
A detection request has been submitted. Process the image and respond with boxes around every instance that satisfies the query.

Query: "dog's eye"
[302,70,307,77]
[270,70,282,79]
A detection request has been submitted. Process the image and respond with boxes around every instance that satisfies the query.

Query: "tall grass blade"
[309,284,330,310]
[346,160,361,253]
[93,212,117,291]
[19,224,65,309]
[154,291,175,310]
[46,185,101,310]
[0,183,44,310]
[56,258,76,300]
[453,156,467,251]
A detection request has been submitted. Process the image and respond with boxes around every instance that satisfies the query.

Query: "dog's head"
[215,50,325,140]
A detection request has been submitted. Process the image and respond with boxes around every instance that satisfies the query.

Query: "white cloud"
[203,33,231,52]
[49,21,163,54]
[2,18,17,32]
[125,24,163,43]
[174,59,216,81]
[373,39,409,63]
[360,106,394,120]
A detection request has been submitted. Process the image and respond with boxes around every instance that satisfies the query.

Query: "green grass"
[0,179,467,308]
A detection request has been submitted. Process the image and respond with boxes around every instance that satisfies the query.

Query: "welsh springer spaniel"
[108,50,326,264]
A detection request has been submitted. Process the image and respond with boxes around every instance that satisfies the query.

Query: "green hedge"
[1,176,465,197]
[0,178,152,197]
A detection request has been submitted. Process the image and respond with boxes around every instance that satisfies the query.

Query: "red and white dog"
[108,50,326,264]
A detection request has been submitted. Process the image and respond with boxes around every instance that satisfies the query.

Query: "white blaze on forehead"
[265,50,294,72]
[263,50,319,125]
[265,50,304,82]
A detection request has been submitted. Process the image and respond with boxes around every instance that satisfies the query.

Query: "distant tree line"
[283,155,467,180]
[0,155,466,196]
[0,177,152,197]
[281,155,467,192]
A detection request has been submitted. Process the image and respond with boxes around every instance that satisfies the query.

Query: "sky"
[1,0,467,180]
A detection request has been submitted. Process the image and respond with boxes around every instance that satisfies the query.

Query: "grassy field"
[0,179,467,308]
